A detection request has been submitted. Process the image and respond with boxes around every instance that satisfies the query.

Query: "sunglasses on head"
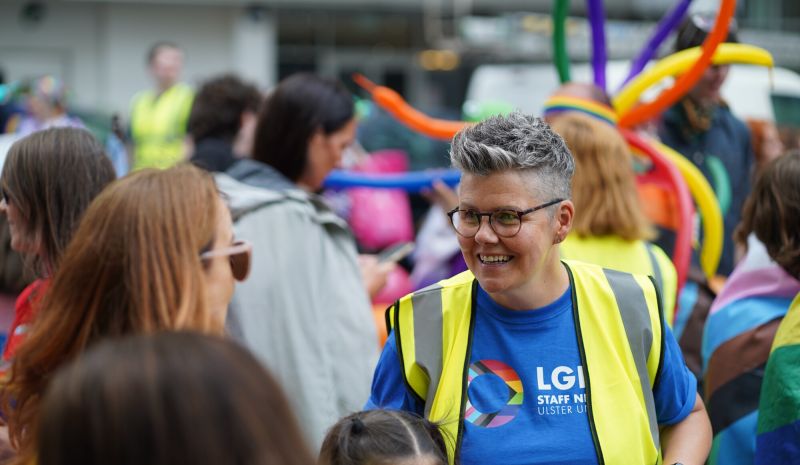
[200,240,252,281]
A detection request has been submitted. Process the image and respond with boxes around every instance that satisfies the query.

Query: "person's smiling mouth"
[478,254,513,265]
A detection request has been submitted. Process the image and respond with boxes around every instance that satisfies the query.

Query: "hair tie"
[350,417,366,435]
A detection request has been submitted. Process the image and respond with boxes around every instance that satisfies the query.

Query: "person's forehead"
[460,169,542,185]
[458,171,541,204]
[154,47,182,62]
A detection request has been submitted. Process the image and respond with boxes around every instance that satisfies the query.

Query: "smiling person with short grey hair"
[366,112,711,465]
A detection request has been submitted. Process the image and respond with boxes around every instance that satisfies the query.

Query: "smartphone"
[377,242,415,264]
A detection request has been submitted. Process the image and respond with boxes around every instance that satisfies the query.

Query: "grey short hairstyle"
[450,112,575,200]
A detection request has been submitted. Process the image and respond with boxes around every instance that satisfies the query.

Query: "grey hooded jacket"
[217,160,378,451]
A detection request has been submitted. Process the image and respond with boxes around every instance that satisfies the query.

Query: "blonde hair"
[550,112,654,241]
[2,164,222,462]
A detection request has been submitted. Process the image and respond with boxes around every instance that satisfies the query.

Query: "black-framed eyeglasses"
[447,199,564,238]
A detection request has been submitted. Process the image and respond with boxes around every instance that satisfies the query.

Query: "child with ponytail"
[319,410,451,465]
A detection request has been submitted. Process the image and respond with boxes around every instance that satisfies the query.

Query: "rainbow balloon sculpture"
[614,43,774,116]
[334,0,775,298]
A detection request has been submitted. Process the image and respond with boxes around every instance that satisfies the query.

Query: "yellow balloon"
[614,43,774,115]
[654,141,724,280]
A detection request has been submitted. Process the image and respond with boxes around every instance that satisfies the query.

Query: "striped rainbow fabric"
[702,236,800,465]
[755,294,800,464]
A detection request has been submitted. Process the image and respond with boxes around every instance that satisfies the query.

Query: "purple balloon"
[621,0,693,89]
[587,0,608,91]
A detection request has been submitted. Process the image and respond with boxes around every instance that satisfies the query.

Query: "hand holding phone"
[377,242,415,264]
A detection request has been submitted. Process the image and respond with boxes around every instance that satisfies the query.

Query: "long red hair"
[2,164,222,462]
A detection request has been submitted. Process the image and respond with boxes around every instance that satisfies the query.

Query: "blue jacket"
[659,103,754,276]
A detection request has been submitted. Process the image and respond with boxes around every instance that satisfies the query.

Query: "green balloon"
[705,155,732,216]
[553,0,571,83]
[462,100,515,122]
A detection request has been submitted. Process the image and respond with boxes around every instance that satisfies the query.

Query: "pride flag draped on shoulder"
[755,294,800,464]
[702,236,800,465]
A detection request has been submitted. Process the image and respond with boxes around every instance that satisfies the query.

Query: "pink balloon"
[373,266,413,305]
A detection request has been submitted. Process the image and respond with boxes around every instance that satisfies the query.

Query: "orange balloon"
[618,0,737,128]
[354,73,470,140]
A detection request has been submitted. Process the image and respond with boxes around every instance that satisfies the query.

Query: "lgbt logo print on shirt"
[464,360,523,428]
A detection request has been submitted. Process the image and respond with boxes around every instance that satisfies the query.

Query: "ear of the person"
[553,200,574,244]
[307,127,327,150]
[239,110,257,129]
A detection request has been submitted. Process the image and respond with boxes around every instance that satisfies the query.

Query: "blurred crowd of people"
[0,13,798,465]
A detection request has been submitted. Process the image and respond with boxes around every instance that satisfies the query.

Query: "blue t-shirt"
[367,285,697,465]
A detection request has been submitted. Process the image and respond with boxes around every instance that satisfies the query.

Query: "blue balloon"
[323,169,461,192]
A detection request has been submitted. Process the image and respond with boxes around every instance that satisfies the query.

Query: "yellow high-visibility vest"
[387,260,664,465]
[561,235,677,324]
[130,83,194,170]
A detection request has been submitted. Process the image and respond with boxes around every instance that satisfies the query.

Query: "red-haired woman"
[2,164,251,463]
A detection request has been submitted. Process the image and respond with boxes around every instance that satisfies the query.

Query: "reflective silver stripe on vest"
[411,284,445,417]
[602,268,660,449]
[644,243,664,301]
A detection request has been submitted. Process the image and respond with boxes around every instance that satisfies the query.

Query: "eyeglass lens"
[452,210,521,238]
[229,247,251,281]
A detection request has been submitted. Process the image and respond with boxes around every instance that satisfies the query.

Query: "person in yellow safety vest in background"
[551,112,678,324]
[366,112,711,465]
[129,42,194,170]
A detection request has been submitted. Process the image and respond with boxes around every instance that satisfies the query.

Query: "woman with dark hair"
[2,164,251,463]
[0,127,116,365]
[249,73,356,188]
[217,73,390,449]
[36,332,313,465]
[320,410,449,465]
[702,151,800,465]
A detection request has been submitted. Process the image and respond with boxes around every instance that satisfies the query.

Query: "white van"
[464,60,800,125]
